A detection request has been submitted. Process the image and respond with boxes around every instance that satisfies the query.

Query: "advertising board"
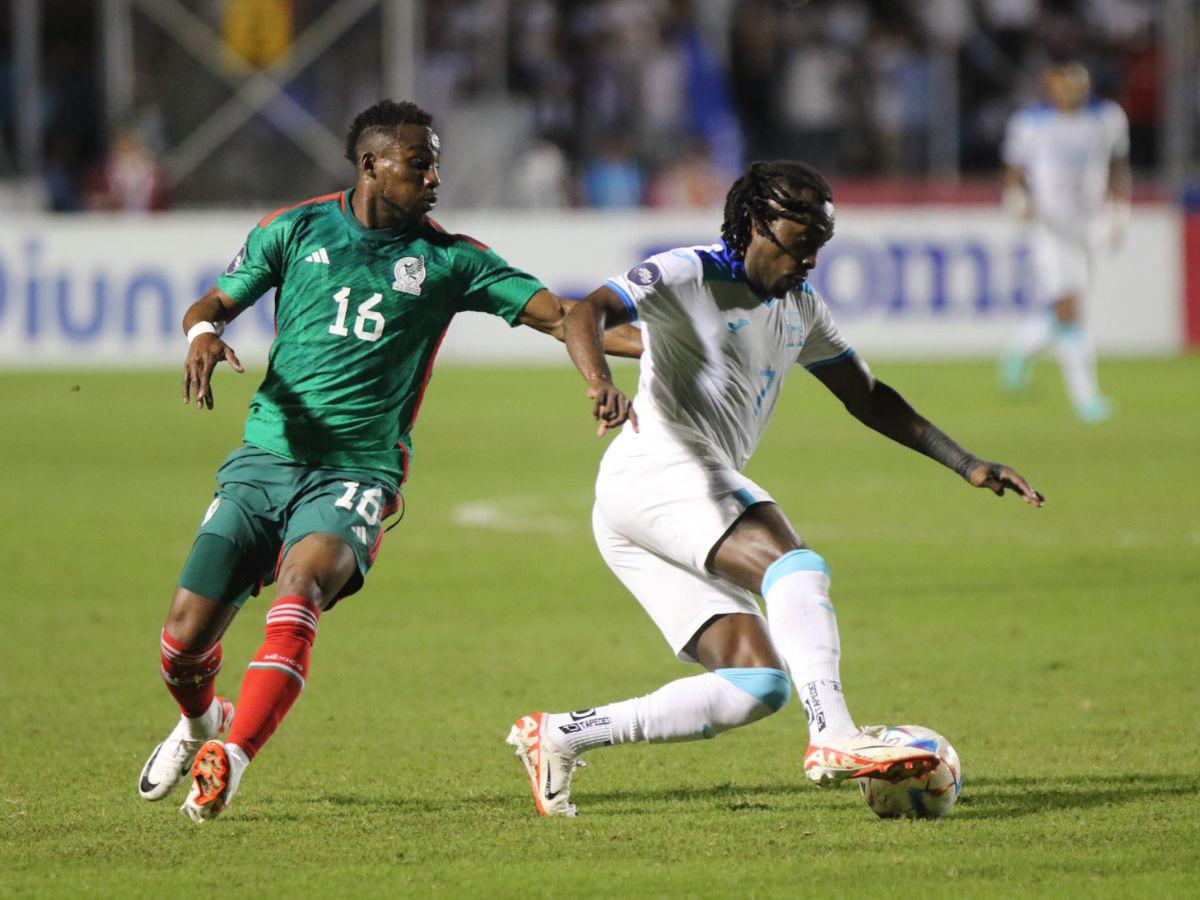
[0,206,1182,367]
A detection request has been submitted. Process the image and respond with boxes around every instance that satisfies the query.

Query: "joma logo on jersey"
[392,256,426,295]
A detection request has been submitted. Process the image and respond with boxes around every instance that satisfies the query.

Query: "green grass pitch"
[2,358,1198,897]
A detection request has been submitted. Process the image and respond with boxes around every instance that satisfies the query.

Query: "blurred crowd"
[4,0,1168,211]
[456,0,1164,208]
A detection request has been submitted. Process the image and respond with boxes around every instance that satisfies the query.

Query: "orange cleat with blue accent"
[804,727,940,786]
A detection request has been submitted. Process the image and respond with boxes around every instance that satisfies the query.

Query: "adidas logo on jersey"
[351,525,368,544]
[304,248,330,264]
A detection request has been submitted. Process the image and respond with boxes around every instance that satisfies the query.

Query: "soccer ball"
[859,725,962,819]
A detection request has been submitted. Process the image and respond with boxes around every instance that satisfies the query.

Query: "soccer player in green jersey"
[138,100,641,822]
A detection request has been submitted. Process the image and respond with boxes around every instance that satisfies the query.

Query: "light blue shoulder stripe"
[733,488,758,509]
[803,348,856,372]
[604,278,638,323]
[671,248,705,281]
[715,667,791,712]
[761,548,829,595]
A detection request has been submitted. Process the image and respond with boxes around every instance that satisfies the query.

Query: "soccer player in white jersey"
[507,160,1044,816]
[1000,61,1132,422]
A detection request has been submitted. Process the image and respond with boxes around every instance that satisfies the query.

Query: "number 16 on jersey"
[329,287,385,343]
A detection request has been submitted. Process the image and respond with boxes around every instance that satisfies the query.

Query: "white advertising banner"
[0,206,1181,368]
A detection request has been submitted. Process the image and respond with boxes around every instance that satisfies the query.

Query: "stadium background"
[1,0,1198,364]
[2,2,1199,897]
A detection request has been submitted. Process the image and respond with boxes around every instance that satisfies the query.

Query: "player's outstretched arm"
[1107,154,1132,250]
[810,354,1044,506]
[182,287,245,410]
[563,286,638,437]
[592,308,644,359]
[516,290,643,358]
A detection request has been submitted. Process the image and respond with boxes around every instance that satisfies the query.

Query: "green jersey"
[215,188,544,486]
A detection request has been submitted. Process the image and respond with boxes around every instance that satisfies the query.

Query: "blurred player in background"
[1000,61,1132,423]
[507,161,1044,817]
[139,99,640,823]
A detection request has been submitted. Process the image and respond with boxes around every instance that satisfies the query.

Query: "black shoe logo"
[139,743,163,795]
[543,764,559,801]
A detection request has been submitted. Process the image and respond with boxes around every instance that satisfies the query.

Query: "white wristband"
[186,321,225,345]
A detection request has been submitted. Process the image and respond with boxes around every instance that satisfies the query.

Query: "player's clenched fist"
[586,379,638,437]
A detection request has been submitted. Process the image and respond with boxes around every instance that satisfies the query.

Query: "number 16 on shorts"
[334,482,384,526]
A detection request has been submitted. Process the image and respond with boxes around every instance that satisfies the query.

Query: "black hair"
[344,100,434,164]
[720,160,834,258]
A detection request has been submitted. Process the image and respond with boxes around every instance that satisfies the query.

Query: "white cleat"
[180,740,249,823]
[138,698,234,801]
[804,727,939,787]
[506,713,586,817]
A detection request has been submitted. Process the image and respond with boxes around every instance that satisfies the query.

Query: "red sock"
[227,596,320,760]
[160,630,222,717]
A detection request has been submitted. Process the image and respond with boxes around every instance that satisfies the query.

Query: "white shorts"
[1030,224,1096,304]
[592,435,773,662]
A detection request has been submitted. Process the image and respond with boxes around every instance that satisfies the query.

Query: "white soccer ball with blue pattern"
[859,725,962,819]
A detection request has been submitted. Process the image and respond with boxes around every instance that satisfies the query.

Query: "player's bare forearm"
[564,290,618,385]
[1002,166,1032,220]
[1003,165,1028,190]
[829,371,952,464]
[599,322,643,358]
[811,356,1043,505]
[855,383,1042,504]
[1108,156,1132,204]
[1107,156,1132,248]
[182,287,242,333]
[558,296,642,358]
[182,287,244,410]
[564,287,638,435]
[517,292,642,358]
[850,379,930,453]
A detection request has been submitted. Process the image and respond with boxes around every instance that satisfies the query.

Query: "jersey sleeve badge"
[224,245,246,275]
[627,262,661,287]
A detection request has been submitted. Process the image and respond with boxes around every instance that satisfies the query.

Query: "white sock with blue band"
[1052,322,1103,414]
[545,668,791,754]
[762,549,857,742]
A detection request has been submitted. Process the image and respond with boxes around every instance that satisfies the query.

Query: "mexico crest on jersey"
[392,256,426,295]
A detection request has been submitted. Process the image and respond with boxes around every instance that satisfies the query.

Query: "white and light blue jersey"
[1002,99,1129,234]
[604,240,852,471]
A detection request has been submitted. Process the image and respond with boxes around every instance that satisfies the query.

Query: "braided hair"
[344,100,434,164]
[720,160,835,259]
